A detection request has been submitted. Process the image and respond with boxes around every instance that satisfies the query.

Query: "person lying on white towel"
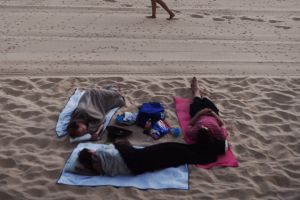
[77,136,227,176]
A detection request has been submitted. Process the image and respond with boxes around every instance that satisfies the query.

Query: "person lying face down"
[78,134,228,176]
[66,88,125,140]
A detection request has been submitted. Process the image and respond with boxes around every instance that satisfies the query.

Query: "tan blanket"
[70,89,125,133]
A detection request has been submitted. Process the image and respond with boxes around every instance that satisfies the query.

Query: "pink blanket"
[174,97,238,169]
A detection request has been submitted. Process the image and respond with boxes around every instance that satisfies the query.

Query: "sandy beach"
[0,0,300,199]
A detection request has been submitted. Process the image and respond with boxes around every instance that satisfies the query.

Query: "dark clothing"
[70,89,125,133]
[115,134,225,175]
[189,97,219,118]
[114,97,224,175]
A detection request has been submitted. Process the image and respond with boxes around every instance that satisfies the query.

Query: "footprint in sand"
[0,158,16,168]
[121,4,132,7]
[0,191,13,200]
[190,14,203,18]
[240,16,264,22]
[292,17,300,21]
[222,16,235,20]
[131,90,148,99]
[213,18,225,21]
[104,0,116,2]
[25,127,46,135]
[275,25,291,29]
[269,20,283,23]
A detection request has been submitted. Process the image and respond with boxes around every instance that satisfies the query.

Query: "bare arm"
[91,123,104,141]
[210,111,224,126]
[189,108,211,126]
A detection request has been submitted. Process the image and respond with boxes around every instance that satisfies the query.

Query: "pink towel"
[174,97,238,169]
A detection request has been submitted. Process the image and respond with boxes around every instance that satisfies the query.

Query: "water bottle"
[170,127,181,138]
[150,129,161,140]
[145,118,152,130]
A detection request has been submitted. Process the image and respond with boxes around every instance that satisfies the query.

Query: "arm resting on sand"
[91,124,104,141]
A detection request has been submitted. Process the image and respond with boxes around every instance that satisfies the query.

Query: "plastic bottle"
[152,120,169,136]
[145,118,152,130]
[170,127,181,138]
[150,129,161,140]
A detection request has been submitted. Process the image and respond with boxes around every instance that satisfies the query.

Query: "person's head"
[201,124,222,140]
[198,127,226,155]
[78,148,97,173]
[66,120,88,138]
[198,126,211,136]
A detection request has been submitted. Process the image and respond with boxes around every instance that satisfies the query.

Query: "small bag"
[115,112,137,126]
[135,102,165,127]
[106,125,132,140]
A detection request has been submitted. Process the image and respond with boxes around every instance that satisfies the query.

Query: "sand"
[0,0,300,199]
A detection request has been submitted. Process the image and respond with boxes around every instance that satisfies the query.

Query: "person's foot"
[191,77,198,91]
[146,15,156,19]
[191,77,204,97]
[167,12,175,20]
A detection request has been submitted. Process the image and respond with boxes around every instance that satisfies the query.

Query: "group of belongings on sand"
[56,88,239,190]
[116,102,181,140]
[56,88,180,143]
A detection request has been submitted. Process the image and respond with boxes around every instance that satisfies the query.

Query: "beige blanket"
[70,89,125,133]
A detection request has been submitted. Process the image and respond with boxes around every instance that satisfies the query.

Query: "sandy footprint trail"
[0,0,299,75]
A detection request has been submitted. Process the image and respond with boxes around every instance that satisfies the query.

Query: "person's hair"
[197,127,214,144]
[78,148,94,172]
[197,127,226,153]
[198,127,211,135]
[66,120,87,138]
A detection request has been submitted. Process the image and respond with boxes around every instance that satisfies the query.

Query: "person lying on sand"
[77,135,228,176]
[146,0,175,20]
[187,77,229,145]
[66,87,125,140]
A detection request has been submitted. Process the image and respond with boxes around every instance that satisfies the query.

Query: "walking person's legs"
[146,0,157,18]
[147,0,175,20]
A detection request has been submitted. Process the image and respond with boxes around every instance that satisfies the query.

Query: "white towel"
[57,143,189,190]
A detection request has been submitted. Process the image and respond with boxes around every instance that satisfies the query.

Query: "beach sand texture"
[0,0,300,200]
[0,0,300,76]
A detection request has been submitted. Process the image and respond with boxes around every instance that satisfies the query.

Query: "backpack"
[136,102,165,127]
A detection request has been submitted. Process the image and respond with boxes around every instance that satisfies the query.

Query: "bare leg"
[191,77,203,98]
[155,0,175,19]
[146,0,157,18]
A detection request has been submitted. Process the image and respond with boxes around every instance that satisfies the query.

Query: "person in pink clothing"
[187,77,229,151]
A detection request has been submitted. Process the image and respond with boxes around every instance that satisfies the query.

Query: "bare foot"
[191,77,198,91]
[146,15,156,19]
[191,77,203,97]
[167,12,175,20]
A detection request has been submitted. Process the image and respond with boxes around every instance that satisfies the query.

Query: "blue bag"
[136,102,165,127]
